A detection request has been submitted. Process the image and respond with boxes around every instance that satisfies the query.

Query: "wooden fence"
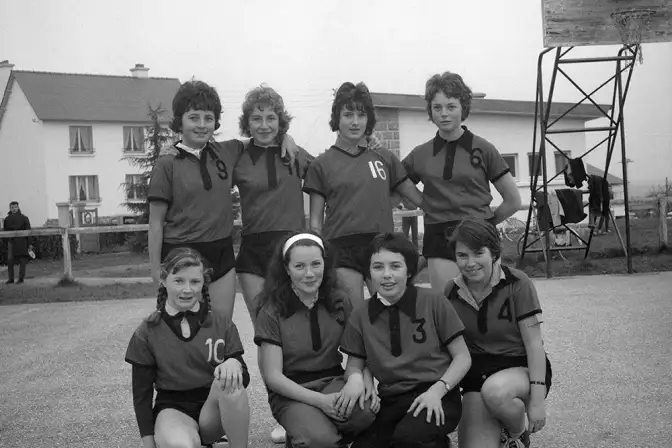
[0,211,425,282]
[1,198,668,283]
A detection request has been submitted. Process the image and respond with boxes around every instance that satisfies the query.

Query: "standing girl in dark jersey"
[402,72,522,293]
[254,231,378,448]
[444,218,552,448]
[233,85,313,323]
[304,82,425,310]
[125,247,251,448]
[148,80,299,321]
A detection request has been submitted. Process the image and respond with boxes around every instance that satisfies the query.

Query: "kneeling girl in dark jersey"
[341,233,471,448]
[125,248,251,448]
[444,218,552,448]
[254,231,378,448]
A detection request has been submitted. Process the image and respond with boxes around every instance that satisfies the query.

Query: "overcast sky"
[2,0,670,189]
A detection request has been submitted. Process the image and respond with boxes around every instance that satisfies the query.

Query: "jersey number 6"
[205,337,226,363]
[368,161,387,180]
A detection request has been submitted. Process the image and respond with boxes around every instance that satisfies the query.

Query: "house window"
[126,174,147,201]
[501,154,518,179]
[528,153,542,177]
[69,175,100,202]
[123,127,146,152]
[554,151,571,174]
[69,126,94,153]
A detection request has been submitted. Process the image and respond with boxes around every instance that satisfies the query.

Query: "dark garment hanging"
[555,189,587,224]
[588,175,611,217]
[534,191,554,231]
[564,158,588,188]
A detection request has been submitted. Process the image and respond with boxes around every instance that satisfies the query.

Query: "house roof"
[585,163,624,185]
[371,92,609,121]
[9,71,180,123]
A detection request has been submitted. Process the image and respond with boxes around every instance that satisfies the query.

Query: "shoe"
[16,279,24,284]
[5,279,14,284]
[271,425,286,444]
[500,428,526,448]
[520,430,531,447]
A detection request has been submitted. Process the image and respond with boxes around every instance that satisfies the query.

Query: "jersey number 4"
[497,299,513,322]
[205,338,226,363]
[368,161,387,180]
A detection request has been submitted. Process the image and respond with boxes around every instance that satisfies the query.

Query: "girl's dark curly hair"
[238,85,293,143]
[254,230,347,321]
[447,218,502,261]
[170,80,222,133]
[365,232,420,286]
[425,71,473,122]
[146,247,214,327]
[329,82,376,137]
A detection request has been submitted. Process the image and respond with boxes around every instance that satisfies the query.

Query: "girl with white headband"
[254,230,379,447]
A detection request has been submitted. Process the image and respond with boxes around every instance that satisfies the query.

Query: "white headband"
[282,233,324,257]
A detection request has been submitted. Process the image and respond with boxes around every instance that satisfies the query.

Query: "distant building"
[0,61,180,226]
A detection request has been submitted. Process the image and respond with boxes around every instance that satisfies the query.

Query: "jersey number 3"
[205,338,226,363]
[412,318,427,343]
[368,161,387,180]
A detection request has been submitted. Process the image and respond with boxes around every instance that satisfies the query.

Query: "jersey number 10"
[205,337,226,363]
[368,161,387,180]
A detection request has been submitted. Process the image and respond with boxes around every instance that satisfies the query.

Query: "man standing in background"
[3,201,34,284]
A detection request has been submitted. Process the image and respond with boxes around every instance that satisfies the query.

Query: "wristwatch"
[438,379,452,392]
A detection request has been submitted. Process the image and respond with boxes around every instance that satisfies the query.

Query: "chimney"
[129,63,149,79]
[0,60,15,94]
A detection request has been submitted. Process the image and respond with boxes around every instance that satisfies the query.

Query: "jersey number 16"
[368,161,387,180]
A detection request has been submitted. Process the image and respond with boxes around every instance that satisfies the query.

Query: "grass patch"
[0,282,157,306]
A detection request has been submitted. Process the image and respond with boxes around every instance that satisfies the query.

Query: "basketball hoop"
[611,8,656,63]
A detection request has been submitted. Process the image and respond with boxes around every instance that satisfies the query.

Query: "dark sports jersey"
[233,142,313,235]
[402,127,510,224]
[340,286,465,398]
[125,312,245,391]
[254,293,351,384]
[303,147,407,240]
[445,265,542,356]
[148,140,244,244]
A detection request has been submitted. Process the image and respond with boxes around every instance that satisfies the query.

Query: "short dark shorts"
[423,218,496,260]
[460,354,553,396]
[235,231,292,277]
[162,237,235,282]
[329,233,378,276]
[153,387,210,423]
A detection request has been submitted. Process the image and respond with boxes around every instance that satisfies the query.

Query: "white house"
[370,92,610,227]
[0,61,180,227]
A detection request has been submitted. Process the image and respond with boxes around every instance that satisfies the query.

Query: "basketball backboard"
[542,0,672,47]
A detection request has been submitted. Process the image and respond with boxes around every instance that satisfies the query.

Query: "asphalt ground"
[1,272,671,448]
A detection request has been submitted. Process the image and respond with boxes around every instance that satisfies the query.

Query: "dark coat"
[3,211,33,258]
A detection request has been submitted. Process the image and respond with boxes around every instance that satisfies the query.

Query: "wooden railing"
[0,212,426,282]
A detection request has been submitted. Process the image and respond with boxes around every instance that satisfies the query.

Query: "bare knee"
[155,432,201,448]
[481,380,517,411]
[214,383,249,405]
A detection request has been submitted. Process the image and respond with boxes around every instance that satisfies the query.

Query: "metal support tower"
[518,45,638,277]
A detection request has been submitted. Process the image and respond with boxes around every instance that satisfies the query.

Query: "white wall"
[41,122,144,221]
[0,81,48,225]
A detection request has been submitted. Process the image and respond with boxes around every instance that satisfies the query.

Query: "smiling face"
[430,91,463,136]
[163,265,204,311]
[249,103,279,147]
[180,108,216,148]
[338,104,368,144]
[454,242,494,285]
[286,245,324,297]
[369,249,409,303]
